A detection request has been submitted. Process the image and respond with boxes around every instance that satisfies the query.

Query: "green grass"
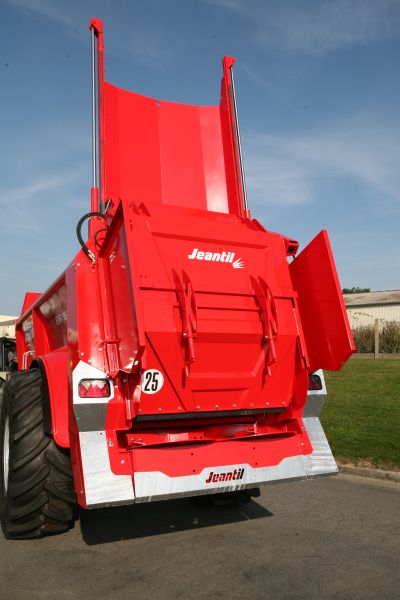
[321,360,400,470]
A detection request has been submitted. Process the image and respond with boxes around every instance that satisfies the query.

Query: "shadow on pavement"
[80,497,272,545]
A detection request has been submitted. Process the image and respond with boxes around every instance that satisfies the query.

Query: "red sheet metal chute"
[290,230,355,372]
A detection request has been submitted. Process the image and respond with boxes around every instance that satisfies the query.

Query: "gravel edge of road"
[337,462,400,483]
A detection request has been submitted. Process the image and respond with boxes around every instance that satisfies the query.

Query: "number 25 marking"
[141,369,164,394]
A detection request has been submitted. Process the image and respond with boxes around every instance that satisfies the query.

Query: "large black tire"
[0,369,76,539]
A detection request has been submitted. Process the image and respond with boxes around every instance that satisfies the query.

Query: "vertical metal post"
[91,28,98,190]
[229,67,248,213]
[374,318,380,358]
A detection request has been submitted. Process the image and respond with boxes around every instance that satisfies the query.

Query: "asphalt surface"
[0,474,399,600]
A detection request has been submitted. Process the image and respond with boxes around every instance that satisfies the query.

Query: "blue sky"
[1,0,399,315]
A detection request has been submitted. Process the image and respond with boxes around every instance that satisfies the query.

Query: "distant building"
[343,290,400,328]
[0,315,17,338]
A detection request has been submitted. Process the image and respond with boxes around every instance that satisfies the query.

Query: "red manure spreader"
[0,19,354,538]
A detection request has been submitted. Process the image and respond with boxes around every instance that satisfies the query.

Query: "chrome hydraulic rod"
[229,66,248,213]
[91,27,98,190]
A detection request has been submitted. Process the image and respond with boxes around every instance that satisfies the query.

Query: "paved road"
[0,474,399,600]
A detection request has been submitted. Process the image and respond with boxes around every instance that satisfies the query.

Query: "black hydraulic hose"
[94,227,109,249]
[76,212,107,262]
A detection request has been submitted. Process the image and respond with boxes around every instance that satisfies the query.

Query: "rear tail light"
[308,373,323,391]
[78,379,111,398]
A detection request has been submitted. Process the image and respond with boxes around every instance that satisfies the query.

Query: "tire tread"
[0,369,75,539]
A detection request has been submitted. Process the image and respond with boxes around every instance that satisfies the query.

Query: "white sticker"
[141,369,164,394]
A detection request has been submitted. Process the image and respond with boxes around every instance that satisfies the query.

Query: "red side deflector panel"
[290,230,355,372]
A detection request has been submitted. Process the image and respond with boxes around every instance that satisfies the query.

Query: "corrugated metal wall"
[0,316,16,338]
[347,305,400,328]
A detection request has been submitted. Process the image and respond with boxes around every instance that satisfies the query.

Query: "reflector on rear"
[308,373,323,391]
[78,379,111,398]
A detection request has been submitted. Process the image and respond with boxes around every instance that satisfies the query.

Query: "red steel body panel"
[103,84,234,214]
[290,230,355,372]
[14,19,353,508]
[39,347,69,447]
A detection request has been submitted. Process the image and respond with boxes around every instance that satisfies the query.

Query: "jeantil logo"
[188,248,244,269]
[205,469,245,483]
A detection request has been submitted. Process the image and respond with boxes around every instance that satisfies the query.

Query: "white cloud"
[6,0,85,39]
[115,28,173,69]
[244,154,313,206]
[0,171,82,234]
[210,0,400,54]
[243,116,400,207]
[6,0,173,67]
[239,63,280,93]
[3,173,78,203]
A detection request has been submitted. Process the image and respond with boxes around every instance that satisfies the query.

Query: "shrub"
[352,325,375,353]
[380,321,400,353]
[351,320,400,353]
